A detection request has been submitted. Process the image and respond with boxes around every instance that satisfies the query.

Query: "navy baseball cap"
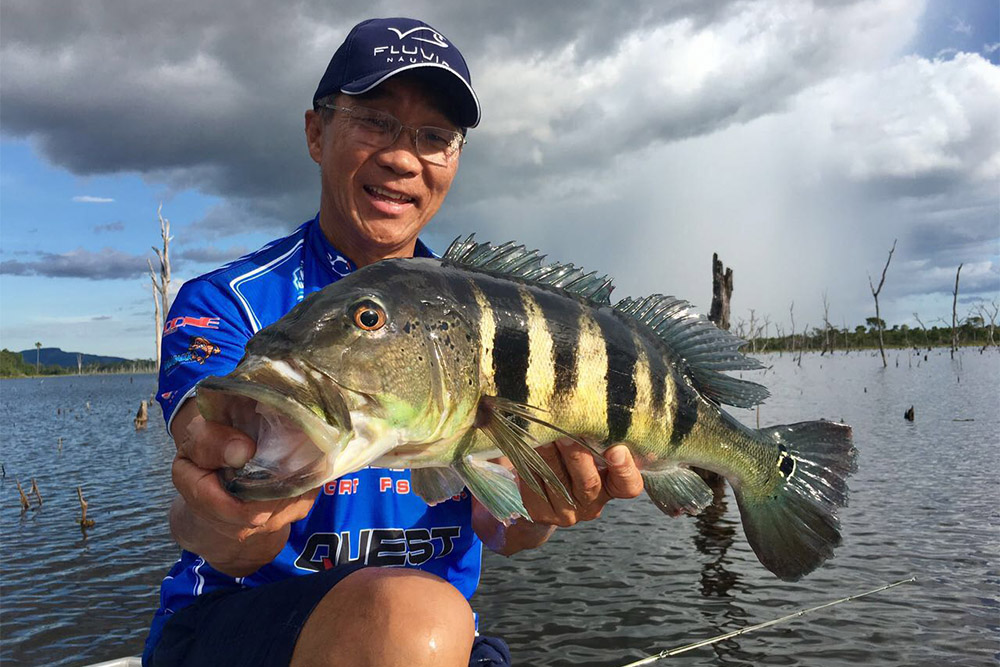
[314,17,480,128]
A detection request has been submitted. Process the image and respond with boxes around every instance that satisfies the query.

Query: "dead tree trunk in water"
[700,253,734,493]
[821,290,832,355]
[951,263,963,359]
[868,240,896,368]
[148,204,173,374]
[709,253,733,331]
[148,269,162,371]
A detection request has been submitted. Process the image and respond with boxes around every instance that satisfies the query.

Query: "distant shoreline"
[0,370,158,380]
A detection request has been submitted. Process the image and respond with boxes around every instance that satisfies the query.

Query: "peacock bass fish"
[197,236,857,581]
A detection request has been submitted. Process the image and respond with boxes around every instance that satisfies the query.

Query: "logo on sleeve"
[163,316,221,336]
[163,336,221,375]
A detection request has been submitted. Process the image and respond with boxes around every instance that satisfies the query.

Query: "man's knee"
[291,568,475,667]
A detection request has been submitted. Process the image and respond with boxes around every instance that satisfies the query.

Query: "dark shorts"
[146,564,511,667]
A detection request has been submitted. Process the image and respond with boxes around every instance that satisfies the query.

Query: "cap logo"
[386,26,449,49]
[373,26,451,67]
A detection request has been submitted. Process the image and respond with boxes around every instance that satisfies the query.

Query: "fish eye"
[352,301,386,331]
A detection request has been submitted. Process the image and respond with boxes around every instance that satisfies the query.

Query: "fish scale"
[197,235,857,582]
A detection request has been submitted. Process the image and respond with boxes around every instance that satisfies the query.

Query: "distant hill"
[19,347,132,369]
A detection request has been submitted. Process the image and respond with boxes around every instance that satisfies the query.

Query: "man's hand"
[519,439,643,526]
[472,439,643,555]
[169,400,318,577]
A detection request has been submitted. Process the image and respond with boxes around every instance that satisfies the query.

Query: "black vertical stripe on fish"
[525,288,581,398]
[597,311,638,443]
[642,337,669,422]
[442,274,481,337]
[670,389,699,445]
[479,278,531,415]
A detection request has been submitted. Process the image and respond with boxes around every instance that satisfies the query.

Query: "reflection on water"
[693,487,747,665]
[2,349,999,666]
[694,480,738,600]
[0,374,179,666]
[477,348,1000,666]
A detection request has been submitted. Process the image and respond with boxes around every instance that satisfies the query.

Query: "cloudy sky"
[1,0,997,359]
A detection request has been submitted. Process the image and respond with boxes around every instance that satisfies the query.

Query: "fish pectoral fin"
[477,398,575,506]
[411,467,467,506]
[486,396,607,461]
[453,456,528,526]
[642,467,714,517]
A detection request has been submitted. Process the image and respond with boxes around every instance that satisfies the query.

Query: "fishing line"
[617,577,917,666]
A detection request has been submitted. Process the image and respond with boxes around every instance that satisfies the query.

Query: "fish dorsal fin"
[615,295,770,408]
[443,235,615,305]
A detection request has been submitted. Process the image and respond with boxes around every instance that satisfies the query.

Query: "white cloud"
[72,195,114,203]
[2,0,996,335]
[796,53,999,185]
[951,17,972,36]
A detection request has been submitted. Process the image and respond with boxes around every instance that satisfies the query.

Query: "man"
[144,17,643,667]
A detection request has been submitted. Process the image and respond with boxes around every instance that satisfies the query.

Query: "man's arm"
[472,440,643,556]
[169,400,319,577]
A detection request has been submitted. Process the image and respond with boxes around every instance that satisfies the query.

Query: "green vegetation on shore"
[739,318,997,354]
[0,349,156,378]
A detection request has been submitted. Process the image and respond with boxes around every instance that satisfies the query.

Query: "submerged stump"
[16,479,30,512]
[134,400,149,430]
[77,486,96,529]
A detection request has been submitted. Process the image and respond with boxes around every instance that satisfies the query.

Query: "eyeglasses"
[317,104,466,166]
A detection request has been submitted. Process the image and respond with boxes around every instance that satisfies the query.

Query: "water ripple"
[2,352,999,665]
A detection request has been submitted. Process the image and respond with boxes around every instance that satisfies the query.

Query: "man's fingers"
[264,487,321,529]
[172,455,286,531]
[555,439,604,505]
[178,416,257,471]
[603,445,644,499]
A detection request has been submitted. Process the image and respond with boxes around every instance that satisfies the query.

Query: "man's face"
[305,76,462,266]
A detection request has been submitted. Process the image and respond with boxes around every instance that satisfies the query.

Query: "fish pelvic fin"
[614,295,769,408]
[411,467,467,506]
[734,420,857,581]
[453,456,527,526]
[477,397,575,506]
[641,467,714,517]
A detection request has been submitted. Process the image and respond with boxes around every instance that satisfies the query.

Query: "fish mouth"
[196,358,353,501]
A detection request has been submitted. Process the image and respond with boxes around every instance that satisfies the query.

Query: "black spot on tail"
[778,445,796,478]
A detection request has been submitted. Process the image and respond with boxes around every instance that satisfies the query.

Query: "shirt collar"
[308,214,436,281]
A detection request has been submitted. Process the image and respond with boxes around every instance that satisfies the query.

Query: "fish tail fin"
[732,420,857,581]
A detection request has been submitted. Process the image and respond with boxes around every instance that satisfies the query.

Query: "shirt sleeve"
[156,278,254,433]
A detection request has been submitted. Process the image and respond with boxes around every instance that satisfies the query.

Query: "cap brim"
[341,63,480,128]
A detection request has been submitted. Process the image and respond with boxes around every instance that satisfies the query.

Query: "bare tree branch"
[148,204,174,374]
[821,290,832,355]
[951,263,963,359]
[868,239,896,368]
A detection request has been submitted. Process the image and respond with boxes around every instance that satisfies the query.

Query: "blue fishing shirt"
[144,215,482,661]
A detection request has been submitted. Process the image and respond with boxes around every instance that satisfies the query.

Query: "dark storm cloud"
[0,0,854,227]
[2,0,997,329]
[176,245,250,265]
[0,248,150,279]
[93,221,125,233]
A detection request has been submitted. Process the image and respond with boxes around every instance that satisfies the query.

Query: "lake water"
[1,348,998,666]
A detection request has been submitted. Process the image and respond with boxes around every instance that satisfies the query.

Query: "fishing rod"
[618,577,917,666]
